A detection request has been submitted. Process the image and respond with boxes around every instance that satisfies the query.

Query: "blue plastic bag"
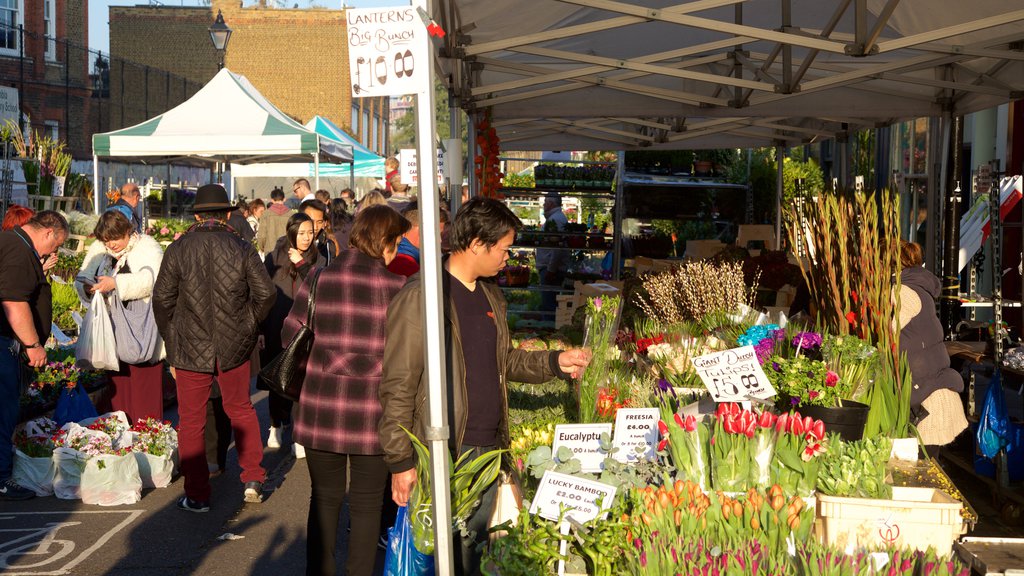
[384,506,435,576]
[54,383,98,427]
[976,370,1010,460]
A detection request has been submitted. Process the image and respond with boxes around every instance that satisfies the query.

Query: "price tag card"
[691,345,776,402]
[552,423,612,473]
[611,407,660,463]
[529,470,617,524]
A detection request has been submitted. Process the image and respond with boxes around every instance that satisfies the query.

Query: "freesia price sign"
[611,408,660,463]
[691,345,776,402]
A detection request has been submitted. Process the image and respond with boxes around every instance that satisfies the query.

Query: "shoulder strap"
[305,267,325,326]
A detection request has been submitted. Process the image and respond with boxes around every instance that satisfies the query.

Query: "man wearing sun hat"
[153,184,276,513]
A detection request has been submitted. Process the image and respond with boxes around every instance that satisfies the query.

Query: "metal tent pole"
[93,156,100,214]
[776,145,784,248]
[413,1,453,573]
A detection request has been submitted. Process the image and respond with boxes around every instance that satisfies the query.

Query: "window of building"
[43,0,55,61]
[351,105,359,136]
[362,109,370,147]
[44,120,58,141]
[372,114,379,153]
[0,0,23,56]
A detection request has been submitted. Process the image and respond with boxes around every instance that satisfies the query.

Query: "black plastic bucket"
[799,400,870,442]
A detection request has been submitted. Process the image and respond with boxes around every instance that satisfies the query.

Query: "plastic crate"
[815,486,965,556]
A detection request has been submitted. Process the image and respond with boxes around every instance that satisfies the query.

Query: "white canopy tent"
[91,68,353,211]
[430,0,1024,150]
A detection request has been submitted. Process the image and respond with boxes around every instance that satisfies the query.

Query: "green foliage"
[50,280,83,333]
[503,171,535,188]
[782,156,824,204]
[816,435,893,499]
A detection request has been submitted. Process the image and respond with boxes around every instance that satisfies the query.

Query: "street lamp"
[208,9,232,70]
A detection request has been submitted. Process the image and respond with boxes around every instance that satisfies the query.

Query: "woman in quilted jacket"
[74,206,165,422]
[282,205,408,576]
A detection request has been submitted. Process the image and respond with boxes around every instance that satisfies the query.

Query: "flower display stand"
[814,486,965,556]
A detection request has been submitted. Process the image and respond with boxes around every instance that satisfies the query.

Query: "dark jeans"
[0,336,23,480]
[305,448,387,576]
[268,390,293,429]
[454,445,499,576]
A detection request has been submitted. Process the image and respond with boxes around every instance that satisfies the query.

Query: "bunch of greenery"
[816,435,893,499]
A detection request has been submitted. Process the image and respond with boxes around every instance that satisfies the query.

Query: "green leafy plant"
[50,279,84,333]
[578,295,622,423]
[816,435,893,499]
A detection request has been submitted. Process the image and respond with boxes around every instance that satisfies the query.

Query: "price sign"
[347,7,429,97]
[611,407,660,463]
[691,345,776,402]
[552,423,611,473]
[398,148,445,186]
[529,470,617,524]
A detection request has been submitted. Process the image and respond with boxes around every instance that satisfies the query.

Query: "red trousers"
[108,362,164,423]
[174,361,265,502]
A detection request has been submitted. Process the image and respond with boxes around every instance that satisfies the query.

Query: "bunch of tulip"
[769,411,827,497]
[711,403,777,491]
[657,413,710,489]
[624,481,813,561]
[629,537,790,576]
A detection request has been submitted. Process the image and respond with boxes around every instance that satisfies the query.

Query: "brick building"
[0,0,93,156]
[109,0,389,156]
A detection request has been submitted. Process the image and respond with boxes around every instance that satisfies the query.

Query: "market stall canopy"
[91,68,353,165]
[435,0,1024,150]
[306,116,387,178]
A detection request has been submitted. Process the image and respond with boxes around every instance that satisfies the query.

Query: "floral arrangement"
[769,411,827,497]
[130,418,178,457]
[635,260,758,328]
[657,412,710,489]
[820,334,878,402]
[710,403,777,491]
[510,423,554,474]
[52,426,129,456]
[767,356,841,408]
[34,359,81,391]
[816,435,892,499]
[579,295,623,423]
[87,415,130,440]
[737,323,785,364]
[146,218,191,243]
[14,418,59,458]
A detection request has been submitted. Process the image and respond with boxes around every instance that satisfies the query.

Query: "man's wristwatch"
[23,342,42,349]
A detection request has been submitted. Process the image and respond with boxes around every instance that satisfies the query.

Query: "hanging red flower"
[475,110,503,198]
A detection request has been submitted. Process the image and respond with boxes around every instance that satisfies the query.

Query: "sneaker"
[177,496,210,513]
[292,443,306,459]
[243,481,264,503]
[0,478,35,501]
[267,426,282,449]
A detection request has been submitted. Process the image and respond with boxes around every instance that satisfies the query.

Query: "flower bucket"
[799,400,869,442]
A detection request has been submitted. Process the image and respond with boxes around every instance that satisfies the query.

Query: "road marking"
[0,510,143,576]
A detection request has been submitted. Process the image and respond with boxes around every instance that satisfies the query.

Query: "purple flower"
[790,397,800,406]
[593,296,603,311]
[771,361,780,372]
[792,331,823,349]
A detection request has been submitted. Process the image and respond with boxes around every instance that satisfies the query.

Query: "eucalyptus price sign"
[691,345,776,402]
[551,423,612,473]
[347,6,429,97]
[529,470,617,525]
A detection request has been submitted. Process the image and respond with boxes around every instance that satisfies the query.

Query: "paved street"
[0,390,384,576]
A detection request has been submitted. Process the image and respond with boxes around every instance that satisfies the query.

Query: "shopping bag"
[52,446,88,500]
[13,449,55,497]
[80,411,133,451]
[54,384,98,427]
[80,452,142,506]
[977,370,1010,460]
[488,470,523,541]
[76,292,119,371]
[108,292,159,365]
[134,450,176,489]
[384,506,436,576]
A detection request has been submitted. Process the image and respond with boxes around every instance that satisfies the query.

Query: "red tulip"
[757,411,776,429]
[683,414,698,433]
[810,420,826,441]
[802,416,814,435]
[775,412,790,433]
[658,420,669,436]
[790,416,805,436]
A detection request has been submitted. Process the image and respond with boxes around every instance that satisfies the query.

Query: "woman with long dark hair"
[282,205,408,576]
[260,212,322,456]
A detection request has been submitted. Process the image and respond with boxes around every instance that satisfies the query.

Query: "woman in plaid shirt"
[282,205,410,576]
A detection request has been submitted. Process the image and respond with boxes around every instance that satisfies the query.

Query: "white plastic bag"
[76,292,119,371]
[13,450,55,497]
[134,450,176,489]
[80,453,142,506]
[52,446,88,500]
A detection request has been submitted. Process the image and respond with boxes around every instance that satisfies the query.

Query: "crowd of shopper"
[0,176,591,576]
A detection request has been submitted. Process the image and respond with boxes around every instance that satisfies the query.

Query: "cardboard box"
[684,239,726,260]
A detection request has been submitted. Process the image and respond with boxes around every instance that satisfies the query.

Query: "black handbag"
[257,267,324,402]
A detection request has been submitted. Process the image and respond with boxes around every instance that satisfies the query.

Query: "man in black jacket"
[153,184,276,513]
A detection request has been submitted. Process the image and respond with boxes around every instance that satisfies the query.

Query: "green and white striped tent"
[91,68,352,211]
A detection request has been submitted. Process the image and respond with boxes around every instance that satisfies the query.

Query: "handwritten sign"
[611,407,660,463]
[347,6,429,97]
[552,423,611,473]
[529,470,617,524]
[0,87,18,125]
[691,345,776,402]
